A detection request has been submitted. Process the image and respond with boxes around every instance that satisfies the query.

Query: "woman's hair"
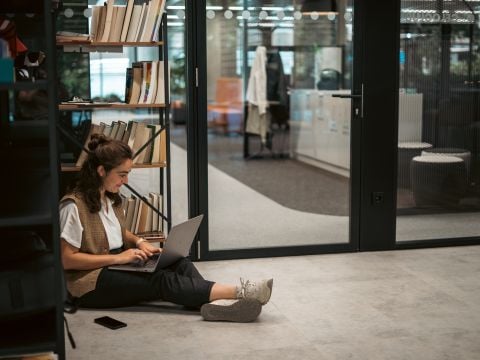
[74,133,133,213]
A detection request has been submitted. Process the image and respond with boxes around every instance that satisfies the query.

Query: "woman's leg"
[209,283,237,301]
[168,258,237,301]
[168,257,205,280]
[78,267,215,308]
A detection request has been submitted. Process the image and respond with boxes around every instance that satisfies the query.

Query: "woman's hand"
[116,248,149,265]
[137,241,162,257]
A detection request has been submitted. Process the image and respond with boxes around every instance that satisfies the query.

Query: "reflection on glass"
[396,1,480,242]
[206,1,354,250]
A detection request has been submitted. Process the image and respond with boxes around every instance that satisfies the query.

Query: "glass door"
[396,0,480,244]
[194,0,358,259]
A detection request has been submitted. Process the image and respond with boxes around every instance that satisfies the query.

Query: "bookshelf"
[0,0,65,359]
[56,2,172,236]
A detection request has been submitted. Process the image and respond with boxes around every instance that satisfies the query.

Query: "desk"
[289,90,423,177]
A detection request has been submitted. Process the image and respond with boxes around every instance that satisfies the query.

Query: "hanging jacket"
[246,46,268,115]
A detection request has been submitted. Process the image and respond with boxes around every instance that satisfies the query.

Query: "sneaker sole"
[201,299,262,323]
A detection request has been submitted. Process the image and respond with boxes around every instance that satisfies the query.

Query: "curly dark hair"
[74,133,133,213]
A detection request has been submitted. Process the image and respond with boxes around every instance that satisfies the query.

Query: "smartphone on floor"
[94,316,127,330]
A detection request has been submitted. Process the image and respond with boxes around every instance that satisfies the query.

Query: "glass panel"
[166,0,189,225]
[206,0,354,250]
[396,0,480,241]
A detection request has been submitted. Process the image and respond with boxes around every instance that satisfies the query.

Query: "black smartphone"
[94,316,127,330]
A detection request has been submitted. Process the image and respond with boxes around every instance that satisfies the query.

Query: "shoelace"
[239,277,253,298]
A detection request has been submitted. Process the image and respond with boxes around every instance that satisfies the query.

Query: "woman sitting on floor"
[59,134,273,322]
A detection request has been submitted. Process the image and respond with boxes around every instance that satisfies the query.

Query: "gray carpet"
[171,126,350,216]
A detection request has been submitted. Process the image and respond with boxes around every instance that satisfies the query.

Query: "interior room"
[1,0,480,359]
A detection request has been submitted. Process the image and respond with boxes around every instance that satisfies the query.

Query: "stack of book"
[125,60,169,105]
[90,0,166,43]
[122,192,165,235]
[76,120,166,167]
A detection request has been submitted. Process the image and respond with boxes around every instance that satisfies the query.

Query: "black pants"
[78,257,214,309]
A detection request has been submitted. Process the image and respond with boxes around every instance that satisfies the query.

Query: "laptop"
[108,215,203,273]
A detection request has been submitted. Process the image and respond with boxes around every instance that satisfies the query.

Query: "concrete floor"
[65,245,480,360]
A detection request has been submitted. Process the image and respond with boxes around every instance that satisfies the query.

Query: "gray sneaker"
[201,298,262,323]
[237,278,273,305]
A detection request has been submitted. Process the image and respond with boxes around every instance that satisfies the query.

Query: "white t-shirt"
[59,198,123,250]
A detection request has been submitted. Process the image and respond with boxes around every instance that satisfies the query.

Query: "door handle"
[331,83,364,118]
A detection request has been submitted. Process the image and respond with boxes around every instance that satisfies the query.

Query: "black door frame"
[185,0,479,261]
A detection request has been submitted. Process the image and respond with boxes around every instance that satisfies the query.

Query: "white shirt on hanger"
[246,46,268,115]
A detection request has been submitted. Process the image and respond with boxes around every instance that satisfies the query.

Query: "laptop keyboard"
[134,254,160,269]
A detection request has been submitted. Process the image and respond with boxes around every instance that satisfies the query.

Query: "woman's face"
[100,158,133,193]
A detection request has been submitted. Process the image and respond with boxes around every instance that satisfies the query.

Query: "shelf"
[59,103,166,110]
[0,309,57,357]
[0,81,48,91]
[61,162,167,172]
[57,40,163,47]
[0,213,52,228]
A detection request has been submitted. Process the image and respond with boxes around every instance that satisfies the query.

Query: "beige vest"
[61,193,128,298]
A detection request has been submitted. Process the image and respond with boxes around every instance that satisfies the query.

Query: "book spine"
[125,67,133,103]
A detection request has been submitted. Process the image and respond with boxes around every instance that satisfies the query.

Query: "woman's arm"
[124,229,142,248]
[124,229,161,257]
[61,239,147,270]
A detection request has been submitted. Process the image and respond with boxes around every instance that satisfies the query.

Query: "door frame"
[186,0,402,261]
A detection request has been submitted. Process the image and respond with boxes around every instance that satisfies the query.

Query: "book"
[121,127,131,144]
[140,0,160,42]
[109,121,119,139]
[158,193,164,231]
[131,122,147,164]
[106,6,118,42]
[108,5,126,42]
[125,4,143,42]
[127,120,139,149]
[142,125,155,164]
[146,60,158,104]
[100,0,115,42]
[90,6,102,41]
[124,67,133,103]
[131,196,141,232]
[159,126,167,164]
[75,123,102,167]
[145,194,154,232]
[154,60,165,104]
[132,2,147,42]
[102,123,113,138]
[124,196,137,231]
[151,0,166,41]
[115,121,128,141]
[120,0,135,42]
[149,192,159,231]
[96,5,108,42]
[135,2,149,42]
[138,61,152,104]
[128,62,143,104]
[149,124,162,164]
[135,200,149,233]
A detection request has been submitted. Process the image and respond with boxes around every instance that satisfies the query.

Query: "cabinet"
[55,5,171,233]
[0,1,65,359]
